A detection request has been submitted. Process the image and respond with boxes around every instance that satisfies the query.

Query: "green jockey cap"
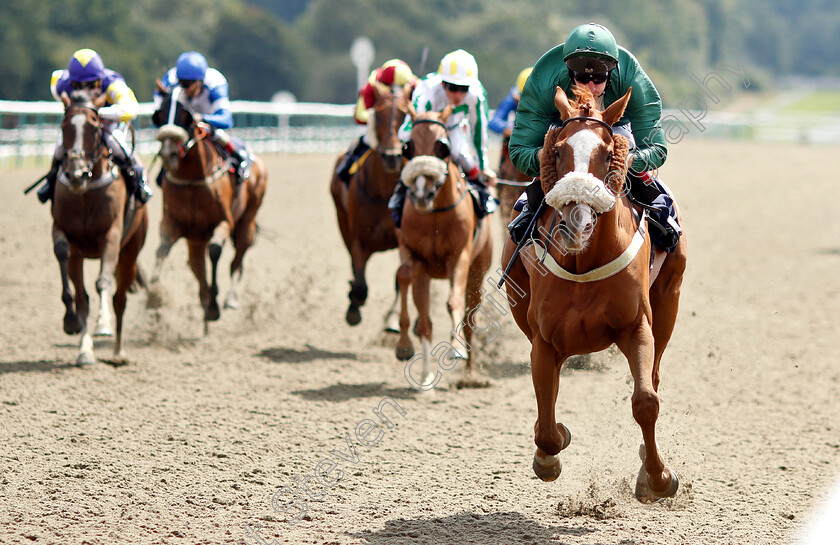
[563,23,619,74]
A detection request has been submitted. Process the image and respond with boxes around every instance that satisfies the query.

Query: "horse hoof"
[383,314,399,334]
[635,473,678,503]
[346,304,362,326]
[395,345,414,361]
[63,313,84,335]
[205,303,221,322]
[224,294,240,310]
[447,346,468,360]
[533,449,562,482]
[146,284,166,309]
[76,353,96,367]
[93,326,113,337]
[558,423,572,451]
[648,469,679,499]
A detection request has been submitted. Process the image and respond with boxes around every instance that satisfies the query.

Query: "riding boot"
[233,147,252,182]
[627,171,682,252]
[388,182,408,228]
[120,161,153,204]
[337,137,370,184]
[507,201,534,244]
[37,157,61,204]
[467,172,499,219]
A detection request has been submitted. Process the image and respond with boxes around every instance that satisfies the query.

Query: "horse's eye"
[605,152,612,163]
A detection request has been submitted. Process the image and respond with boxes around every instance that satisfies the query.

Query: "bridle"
[559,115,614,136]
[404,117,468,212]
[61,103,107,176]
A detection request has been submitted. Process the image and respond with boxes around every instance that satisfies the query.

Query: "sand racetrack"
[1,139,838,545]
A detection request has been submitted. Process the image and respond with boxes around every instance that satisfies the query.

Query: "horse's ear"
[439,104,454,123]
[60,93,71,108]
[155,79,167,94]
[93,92,109,109]
[602,87,632,127]
[406,100,417,120]
[554,86,574,121]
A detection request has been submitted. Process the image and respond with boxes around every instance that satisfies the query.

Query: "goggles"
[572,71,609,85]
[443,82,470,94]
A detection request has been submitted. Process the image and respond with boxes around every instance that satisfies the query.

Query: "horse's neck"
[178,138,219,179]
[361,153,400,197]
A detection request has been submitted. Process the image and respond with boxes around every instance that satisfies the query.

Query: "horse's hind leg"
[617,321,679,501]
[649,242,686,390]
[53,229,84,335]
[147,220,181,309]
[225,219,257,310]
[383,272,401,333]
[92,224,122,337]
[68,251,95,366]
[113,214,148,359]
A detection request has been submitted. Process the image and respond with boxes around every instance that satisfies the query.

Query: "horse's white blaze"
[70,113,87,154]
[415,175,428,197]
[546,129,615,214]
[567,129,601,173]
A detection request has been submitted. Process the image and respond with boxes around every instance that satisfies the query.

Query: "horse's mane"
[539,85,630,195]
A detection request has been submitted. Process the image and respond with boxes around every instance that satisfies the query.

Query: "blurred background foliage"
[1,0,838,107]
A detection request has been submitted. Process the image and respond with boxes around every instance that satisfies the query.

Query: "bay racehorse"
[50,89,148,365]
[395,105,493,388]
[330,83,410,330]
[500,85,687,501]
[148,84,267,333]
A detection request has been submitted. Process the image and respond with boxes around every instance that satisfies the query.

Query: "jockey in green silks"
[509,23,682,252]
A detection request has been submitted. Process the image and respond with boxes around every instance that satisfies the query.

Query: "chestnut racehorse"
[500,85,687,501]
[50,90,148,365]
[149,85,267,333]
[330,83,410,330]
[395,106,493,388]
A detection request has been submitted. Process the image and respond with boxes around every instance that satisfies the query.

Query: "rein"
[412,118,448,131]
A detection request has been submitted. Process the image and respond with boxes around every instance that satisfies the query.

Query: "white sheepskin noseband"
[401,155,448,185]
[156,124,189,144]
[545,171,615,214]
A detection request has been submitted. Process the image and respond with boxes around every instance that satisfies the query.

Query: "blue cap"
[176,52,208,81]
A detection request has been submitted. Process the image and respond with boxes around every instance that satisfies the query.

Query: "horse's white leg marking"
[420,338,436,388]
[77,326,96,366]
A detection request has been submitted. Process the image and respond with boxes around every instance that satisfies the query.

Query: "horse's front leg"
[93,222,123,337]
[187,240,213,332]
[206,221,231,323]
[383,271,401,333]
[68,248,94,366]
[346,240,371,326]
[395,244,414,361]
[446,249,473,362]
[53,228,84,335]
[617,320,679,502]
[531,335,571,481]
[410,269,434,386]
